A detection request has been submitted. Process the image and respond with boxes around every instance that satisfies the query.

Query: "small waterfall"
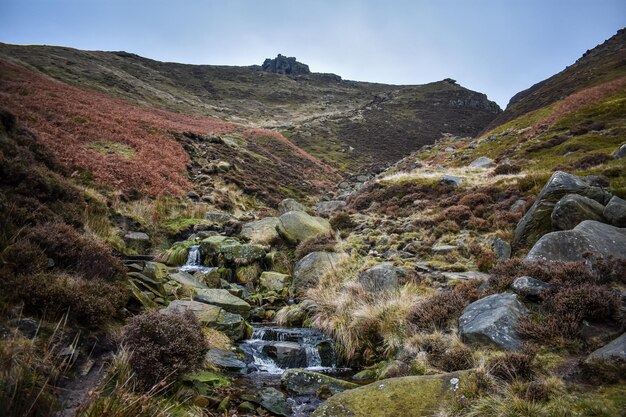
[180,245,211,273]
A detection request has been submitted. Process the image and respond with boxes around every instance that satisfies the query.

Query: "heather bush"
[493,163,522,175]
[122,311,209,387]
[487,352,534,382]
[440,205,473,226]
[459,193,493,209]
[570,153,613,170]
[329,211,356,231]
[430,343,474,372]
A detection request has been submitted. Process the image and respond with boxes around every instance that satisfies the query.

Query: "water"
[180,245,213,273]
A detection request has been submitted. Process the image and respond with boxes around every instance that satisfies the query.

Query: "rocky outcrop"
[240,217,281,245]
[312,371,472,417]
[551,194,605,230]
[293,251,344,294]
[459,293,527,351]
[281,369,358,395]
[262,54,311,75]
[514,171,611,245]
[277,211,331,244]
[525,220,626,262]
[356,263,403,292]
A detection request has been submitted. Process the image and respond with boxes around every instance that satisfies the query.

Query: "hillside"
[0,43,501,172]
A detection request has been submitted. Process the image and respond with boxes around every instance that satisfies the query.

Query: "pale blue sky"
[1,0,624,107]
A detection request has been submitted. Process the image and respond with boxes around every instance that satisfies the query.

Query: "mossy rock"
[220,243,266,265]
[142,261,169,281]
[199,236,238,262]
[281,369,358,396]
[312,371,472,417]
[277,211,331,244]
[266,251,292,274]
[235,264,262,284]
[161,241,194,266]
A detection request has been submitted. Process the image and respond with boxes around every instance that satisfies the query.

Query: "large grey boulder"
[206,348,248,373]
[585,332,626,363]
[604,196,626,227]
[356,263,403,292]
[615,143,626,159]
[240,217,281,245]
[262,342,307,368]
[514,171,612,245]
[293,251,345,294]
[526,220,626,262]
[459,293,528,351]
[277,211,331,243]
[551,194,605,231]
[281,369,358,395]
[469,156,494,168]
[193,289,252,319]
[315,200,347,214]
[160,300,245,340]
[278,198,306,214]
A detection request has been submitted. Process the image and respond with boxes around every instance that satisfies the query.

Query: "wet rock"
[525,220,626,262]
[551,194,605,230]
[293,251,345,294]
[469,156,494,168]
[282,369,358,395]
[260,271,291,292]
[356,263,402,292]
[240,217,281,245]
[459,293,527,351]
[160,300,245,340]
[205,348,247,373]
[194,289,251,319]
[262,342,307,368]
[512,276,551,300]
[257,387,291,417]
[278,198,306,214]
[604,196,626,227]
[514,171,612,245]
[277,211,331,244]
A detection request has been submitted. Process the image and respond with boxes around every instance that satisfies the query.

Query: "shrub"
[430,344,474,372]
[122,311,209,387]
[329,212,355,231]
[440,205,472,226]
[570,153,613,170]
[494,163,522,175]
[487,352,534,382]
[547,283,619,321]
[295,234,336,260]
[459,193,493,208]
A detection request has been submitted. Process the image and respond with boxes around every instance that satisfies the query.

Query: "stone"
[431,245,459,253]
[205,348,247,373]
[205,211,235,224]
[260,271,292,292]
[160,300,245,340]
[551,194,606,231]
[123,231,150,254]
[351,369,378,382]
[614,143,626,159]
[509,199,526,212]
[293,252,345,294]
[440,175,462,187]
[512,276,551,299]
[525,220,626,262]
[492,237,511,260]
[514,171,612,245]
[469,156,494,168]
[240,217,281,245]
[142,262,168,282]
[459,293,528,351]
[277,211,331,244]
[194,289,252,319]
[315,200,347,214]
[263,342,307,368]
[262,54,310,75]
[15,318,39,339]
[256,387,291,417]
[194,268,222,288]
[312,372,471,417]
[441,271,490,281]
[220,243,266,265]
[278,198,306,214]
[281,369,358,395]
[168,271,208,289]
[585,332,626,363]
[356,263,402,292]
[604,196,626,227]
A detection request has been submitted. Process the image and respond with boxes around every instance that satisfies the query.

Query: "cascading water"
[180,245,212,273]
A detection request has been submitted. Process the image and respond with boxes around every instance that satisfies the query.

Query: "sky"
[1,0,625,108]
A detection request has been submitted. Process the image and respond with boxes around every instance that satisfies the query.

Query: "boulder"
[585,332,626,363]
[123,231,150,254]
[281,369,358,395]
[161,241,193,266]
[312,372,471,417]
[219,243,266,265]
[260,271,292,292]
[278,198,306,214]
[459,293,527,351]
[168,271,208,289]
[205,211,236,224]
[356,263,402,292]
[194,268,223,288]
[277,211,331,243]
[240,217,281,245]
[551,194,605,231]
[604,196,626,227]
[293,251,344,294]
[525,220,626,262]
[614,143,626,159]
[194,289,251,319]
[469,156,494,168]
[514,171,612,245]
[262,342,307,368]
[315,200,347,214]
[440,175,462,187]
[205,348,247,373]
[256,387,291,417]
[492,237,511,260]
[511,276,551,299]
[160,300,245,340]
